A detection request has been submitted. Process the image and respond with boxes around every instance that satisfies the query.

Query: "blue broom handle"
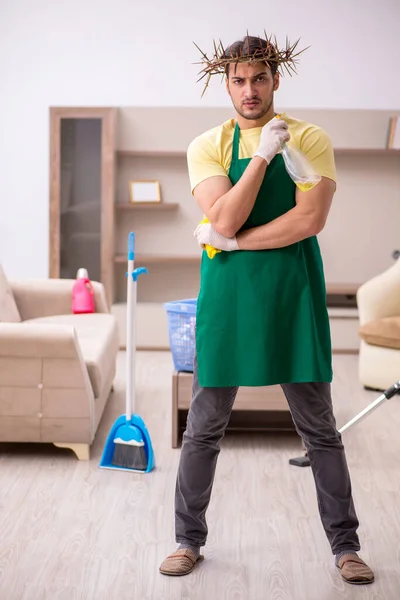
[126,233,135,420]
[128,232,135,259]
[126,232,148,421]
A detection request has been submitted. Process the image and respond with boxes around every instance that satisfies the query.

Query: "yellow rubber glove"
[198,218,221,259]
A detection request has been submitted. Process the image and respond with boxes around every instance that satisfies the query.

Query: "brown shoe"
[159,548,204,576]
[337,554,375,585]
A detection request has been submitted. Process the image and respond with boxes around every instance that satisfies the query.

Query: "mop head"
[111,424,148,472]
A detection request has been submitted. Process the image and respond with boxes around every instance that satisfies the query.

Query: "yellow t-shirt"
[187,112,336,194]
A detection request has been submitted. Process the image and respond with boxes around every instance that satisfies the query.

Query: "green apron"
[195,121,332,387]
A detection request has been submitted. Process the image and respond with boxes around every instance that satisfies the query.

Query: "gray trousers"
[175,358,361,555]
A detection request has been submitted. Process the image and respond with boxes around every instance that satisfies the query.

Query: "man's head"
[224,36,280,121]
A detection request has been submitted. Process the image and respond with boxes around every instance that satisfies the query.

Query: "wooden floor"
[0,352,399,600]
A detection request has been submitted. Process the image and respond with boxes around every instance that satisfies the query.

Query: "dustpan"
[100,232,155,473]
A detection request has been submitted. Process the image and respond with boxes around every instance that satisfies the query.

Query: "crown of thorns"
[194,32,309,96]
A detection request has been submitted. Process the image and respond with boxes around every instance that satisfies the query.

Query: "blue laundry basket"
[164,298,197,372]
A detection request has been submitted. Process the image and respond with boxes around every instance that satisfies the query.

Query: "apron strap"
[232,121,240,164]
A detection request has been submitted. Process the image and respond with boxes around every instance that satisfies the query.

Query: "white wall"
[1,0,399,277]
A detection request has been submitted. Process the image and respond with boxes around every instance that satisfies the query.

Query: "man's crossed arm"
[237,176,335,249]
[194,176,336,251]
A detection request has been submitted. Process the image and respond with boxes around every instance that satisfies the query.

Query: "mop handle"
[339,380,400,435]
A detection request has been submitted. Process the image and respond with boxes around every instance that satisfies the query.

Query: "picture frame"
[129,180,161,204]
[387,116,400,150]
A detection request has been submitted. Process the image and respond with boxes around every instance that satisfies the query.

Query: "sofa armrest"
[9,278,109,321]
[357,259,400,325]
[0,323,95,444]
[0,322,82,358]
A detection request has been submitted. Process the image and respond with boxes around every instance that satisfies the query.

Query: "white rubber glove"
[254,117,290,164]
[193,222,239,252]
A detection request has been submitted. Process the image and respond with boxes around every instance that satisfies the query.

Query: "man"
[159,34,374,585]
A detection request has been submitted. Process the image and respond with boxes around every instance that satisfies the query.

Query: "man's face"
[226,62,279,121]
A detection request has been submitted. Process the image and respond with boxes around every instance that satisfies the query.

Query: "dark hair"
[223,35,279,77]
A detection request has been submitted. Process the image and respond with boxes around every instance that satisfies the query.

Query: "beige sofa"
[357,257,400,390]
[0,266,119,459]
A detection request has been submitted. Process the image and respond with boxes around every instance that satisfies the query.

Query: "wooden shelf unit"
[116,202,180,211]
[112,295,362,354]
[49,106,400,351]
[325,283,359,295]
[117,150,186,158]
[334,148,399,155]
[114,254,200,264]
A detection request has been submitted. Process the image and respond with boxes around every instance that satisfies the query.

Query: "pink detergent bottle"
[72,268,95,314]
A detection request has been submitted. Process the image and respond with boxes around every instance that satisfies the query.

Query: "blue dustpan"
[99,414,155,473]
[99,232,155,473]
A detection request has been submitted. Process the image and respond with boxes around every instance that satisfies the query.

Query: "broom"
[99,232,155,473]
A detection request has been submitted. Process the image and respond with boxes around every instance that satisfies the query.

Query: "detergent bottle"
[72,268,95,314]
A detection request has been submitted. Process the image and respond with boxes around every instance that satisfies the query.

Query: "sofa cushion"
[24,313,119,397]
[0,265,21,323]
[359,317,400,350]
